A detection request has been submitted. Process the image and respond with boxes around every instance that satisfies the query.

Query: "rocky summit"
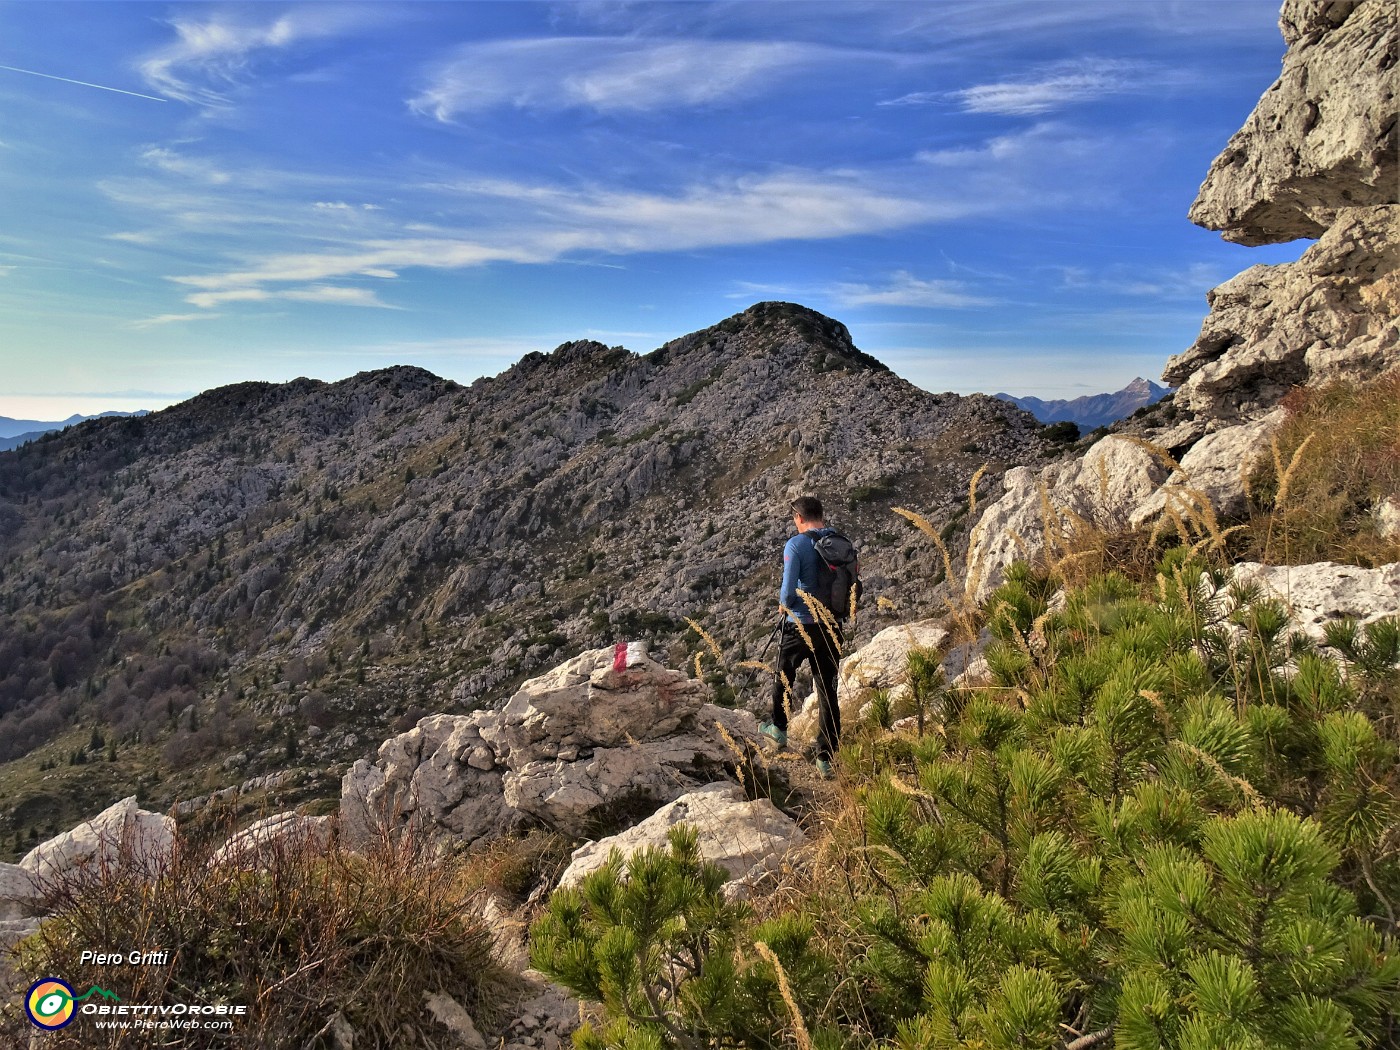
[0,300,1051,843]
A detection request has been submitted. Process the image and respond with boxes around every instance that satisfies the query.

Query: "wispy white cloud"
[539,172,965,244]
[551,1,1279,51]
[411,37,867,119]
[174,243,526,294]
[861,1,1279,46]
[917,121,1104,167]
[138,7,387,109]
[830,271,994,308]
[879,91,942,107]
[140,146,232,184]
[106,231,160,245]
[168,170,979,304]
[951,59,1159,116]
[183,285,395,309]
[127,311,222,329]
[1058,262,1227,300]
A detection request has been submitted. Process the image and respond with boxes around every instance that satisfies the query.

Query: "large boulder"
[342,644,758,846]
[20,796,174,883]
[483,644,745,828]
[790,618,949,743]
[503,706,750,828]
[557,782,806,890]
[1162,208,1400,423]
[1130,410,1286,525]
[210,812,333,867]
[971,436,1172,598]
[480,643,706,766]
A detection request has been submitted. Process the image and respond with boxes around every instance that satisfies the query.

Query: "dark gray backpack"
[811,530,861,621]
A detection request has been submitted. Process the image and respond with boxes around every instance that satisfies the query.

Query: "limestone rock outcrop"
[1230,561,1400,642]
[20,796,174,883]
[1128,411,1286,526]
[209,812,333,867]
[557,782,807,893]
[1188,0,1397,245]
[342,644,757,847]
[970,437,1172,598]
[341,711,512,848]
[789,618,949,743]
[971,0,1399,593]
[0,863,39,920]
[1163,208,1399,423]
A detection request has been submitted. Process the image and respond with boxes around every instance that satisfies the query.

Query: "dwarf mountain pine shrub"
[846,556,1399,1048]
[535,554,1399,1050]
[530,826,838,1050]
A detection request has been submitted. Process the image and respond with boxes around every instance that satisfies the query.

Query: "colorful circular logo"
[25,978,77,1030]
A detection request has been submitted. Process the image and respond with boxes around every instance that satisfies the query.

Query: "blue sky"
[0,1,1308,419]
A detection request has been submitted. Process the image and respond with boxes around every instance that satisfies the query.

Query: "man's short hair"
[791,495,823,521]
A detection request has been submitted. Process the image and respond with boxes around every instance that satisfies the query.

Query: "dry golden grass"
[892,505,985,643]
[12,825,518,1049]
[1244,372,1400,566]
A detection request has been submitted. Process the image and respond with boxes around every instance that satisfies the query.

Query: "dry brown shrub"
[10,822,517,1049]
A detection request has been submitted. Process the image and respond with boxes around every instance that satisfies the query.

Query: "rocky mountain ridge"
[0,411,147,452]
[0,301,1053,848]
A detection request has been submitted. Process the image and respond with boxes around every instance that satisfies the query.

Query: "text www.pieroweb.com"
[86,1002,242,1032]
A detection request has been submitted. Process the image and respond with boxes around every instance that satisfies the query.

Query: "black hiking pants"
[770,619,843,762]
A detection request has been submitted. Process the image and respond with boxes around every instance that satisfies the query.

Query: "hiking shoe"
[815,757,834,779]
[758,722,787,748]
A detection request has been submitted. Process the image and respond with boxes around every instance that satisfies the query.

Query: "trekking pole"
[758,613,784,658]
[733,614,786,708]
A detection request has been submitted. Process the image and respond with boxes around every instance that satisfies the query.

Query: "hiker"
[759,495,858,778]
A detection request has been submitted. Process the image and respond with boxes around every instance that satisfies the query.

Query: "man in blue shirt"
[759,495,843,778]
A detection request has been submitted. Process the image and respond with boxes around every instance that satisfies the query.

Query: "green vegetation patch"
[532,555,1400,1050]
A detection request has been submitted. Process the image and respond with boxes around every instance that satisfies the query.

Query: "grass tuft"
[1242,373,1400,566]
[9,821,518,1048]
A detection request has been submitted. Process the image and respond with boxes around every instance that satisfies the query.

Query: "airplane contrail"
[0,63,167,102]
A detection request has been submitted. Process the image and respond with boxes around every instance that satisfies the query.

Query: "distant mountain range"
[0,411,147,451]
[994,378,1171,432]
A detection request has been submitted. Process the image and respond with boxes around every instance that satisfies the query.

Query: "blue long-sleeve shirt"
[780,528,833,623]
